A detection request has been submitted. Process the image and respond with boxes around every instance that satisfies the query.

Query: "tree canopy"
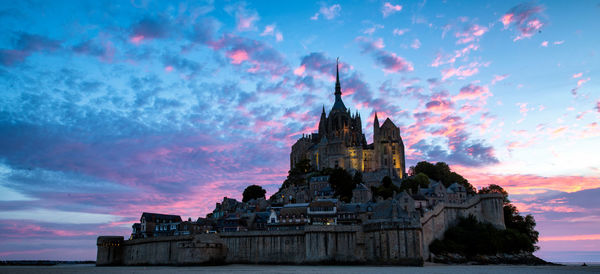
[410,161,475,194]
[399,173,430,194]
[328,168,355,203]
[242,184,266,203]
[372,176,400,200]
[430,215,537,257]
[281,159,313,189]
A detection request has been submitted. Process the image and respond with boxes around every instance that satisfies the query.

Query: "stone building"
[290,60,406,179]
[137,212,182,238]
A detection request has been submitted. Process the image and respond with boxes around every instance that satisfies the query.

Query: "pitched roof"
[140,212,182,223]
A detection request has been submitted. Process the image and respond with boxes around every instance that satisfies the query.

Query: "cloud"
[189,17,220,44]
[382,2,402,18]
[431,44,479,67]
[411,39,421,49]
[393,28,409,36]
[0,32,61,66]
[260,24,283,42]
[311,4,341,20]
[571,76,590,96]
[412,138,499,167]
[491,74,509,85]
[362,22,384,35]
[357,37,413,73]
[129,16,171,44]
[72,39,115,62]
[453,84,491,101]
[212,34,289,76]
[455,23,488,44]
[225,3,260,32]
[441,62,482,80]
[501,3,545,41]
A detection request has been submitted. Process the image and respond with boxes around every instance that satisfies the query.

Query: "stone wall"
[97,234,227,266]
[96,194,503,266]
[420,193,505,258]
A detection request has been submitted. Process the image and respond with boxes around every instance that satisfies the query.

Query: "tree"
[242,185,266,203]
[411,161,475,194]
[372,176,400,200]
[479,184,510,204]
[281,159,313,189]
[329,168,354,202]
[479,184,539,251]
[400,173,430,193]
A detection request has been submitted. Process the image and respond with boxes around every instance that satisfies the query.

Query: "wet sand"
[1,263,599,274]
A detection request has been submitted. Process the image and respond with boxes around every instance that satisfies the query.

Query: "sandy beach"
[1,264,599,274]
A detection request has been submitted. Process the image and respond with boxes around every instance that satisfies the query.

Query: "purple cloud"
[501,3,545,41]
[357,37,413,73]
[0,32,60,66]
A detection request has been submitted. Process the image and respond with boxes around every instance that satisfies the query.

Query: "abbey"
[291,60,406,178]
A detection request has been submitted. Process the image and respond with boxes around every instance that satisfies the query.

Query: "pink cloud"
[164,65,173,72]
[501,3,545,41]
[411,39,421,49]
[311,4,341,20]
[441,64,479,80]
[572,72,583,78]
[393,28,409,36]
[294,64,306,76]
[453,167,600,195]
[357,37,413,73]
[540,234,600,242]
[225,3,260,32]
[541,41,548,47]
[431,44,479,67]
[382,2,402,18]
[425,99,453,113]
[129,35,144,44]
[227,49,249,64]
[491,74,509,85]
[455,24,488,44]
[453,84,490,101]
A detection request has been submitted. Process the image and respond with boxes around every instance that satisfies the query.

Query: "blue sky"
[0,0,599,261]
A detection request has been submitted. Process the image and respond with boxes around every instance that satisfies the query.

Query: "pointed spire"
[322,105,326,114]
[335,57,341,96]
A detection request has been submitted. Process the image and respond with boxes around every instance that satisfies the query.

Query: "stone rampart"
[96,194,503,266]
[420,193,505,258]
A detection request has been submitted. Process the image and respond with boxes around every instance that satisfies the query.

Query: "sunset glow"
[0,0,599,262]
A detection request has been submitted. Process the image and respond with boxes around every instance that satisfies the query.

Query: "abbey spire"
[331,57,347,111]
[335,57,341,96]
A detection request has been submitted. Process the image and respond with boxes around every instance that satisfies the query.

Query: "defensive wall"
[97,193,504,266]
[420,193,505,257]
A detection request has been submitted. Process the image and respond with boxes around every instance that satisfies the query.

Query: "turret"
[373,112,380,143]
[318,105,327,139]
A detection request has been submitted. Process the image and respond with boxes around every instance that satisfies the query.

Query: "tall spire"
[335,57,341,96]
[331,57,347,111]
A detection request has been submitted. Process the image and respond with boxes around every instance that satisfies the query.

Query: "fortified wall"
[97,193,504,266]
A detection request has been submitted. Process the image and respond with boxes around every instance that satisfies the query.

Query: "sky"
[0,0,599,262]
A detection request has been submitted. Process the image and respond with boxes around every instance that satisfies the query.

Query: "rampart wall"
[97,193,504,266]
[420,193,505,257]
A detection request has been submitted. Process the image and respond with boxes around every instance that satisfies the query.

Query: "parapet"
[96,236,124,266]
